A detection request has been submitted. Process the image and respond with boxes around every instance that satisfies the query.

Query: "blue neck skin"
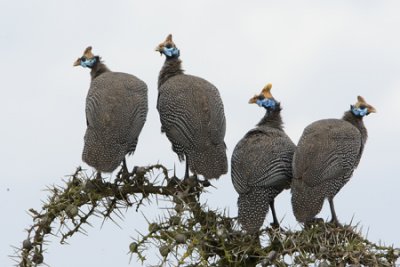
[80,57,97,68]
[256,98,276,110]
[351,105,368,117]
[163,47,180,58]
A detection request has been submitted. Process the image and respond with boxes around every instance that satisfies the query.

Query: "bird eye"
[359,105,366,109]
[258,95,265,100]
[165,44,172,49]
[81,57,87,62]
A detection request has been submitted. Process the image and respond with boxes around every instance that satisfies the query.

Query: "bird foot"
[95,172,102,180]
[122,166,129,176]
[182,176,198,188]
[182,176,212,188]
[310,217,324,224]
[167,176,181,187]
[199,179,212,187]
[269,222,279,228]
[269,222,284,232]
[304,217,324,228]
[328,218,342,228]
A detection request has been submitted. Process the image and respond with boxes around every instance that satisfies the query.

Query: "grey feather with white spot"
[291,111,368,223]
[157,58,227,179]
[83,70,148,173]
[231,103,295,233]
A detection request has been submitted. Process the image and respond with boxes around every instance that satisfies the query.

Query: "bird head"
[73,46,98,68]
[248,83,278,110]
[351,95,377,117]
[155,34,180,58]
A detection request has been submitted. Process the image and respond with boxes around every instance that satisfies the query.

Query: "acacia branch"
[12,164,400,267]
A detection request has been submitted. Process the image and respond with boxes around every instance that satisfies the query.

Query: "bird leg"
[182,156,197,188]
[269,200,280,228]
[184,156,190,180]
[328,197,341,226]
[122,158,129,175]
[95,172,102,180]
[182,155,212,188]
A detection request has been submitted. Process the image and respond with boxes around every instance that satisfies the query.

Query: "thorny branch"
[12,164,400,267]
[12,164,196,267]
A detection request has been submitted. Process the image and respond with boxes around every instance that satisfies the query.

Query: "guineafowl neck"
[342,111,368,145]
[257,108,284,130]
[158,58,184,88]
[90,62,110,80]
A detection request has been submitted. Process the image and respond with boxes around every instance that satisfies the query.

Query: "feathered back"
[231,84,295,233]
[156,34,227,179]
[291,95,376,223]
[75,46,148,173]
[293,119,363,187]
[158,74,227,179]
[83,72,148,172]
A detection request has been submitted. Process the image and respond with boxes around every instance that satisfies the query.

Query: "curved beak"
[155,45,163,55]
[248,95,258,104]
[73,58,81,67]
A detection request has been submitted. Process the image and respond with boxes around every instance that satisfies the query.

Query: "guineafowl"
[291,96,376,225]
[155,34,227,180]
[231,83,295,234]
[74,46,148,173]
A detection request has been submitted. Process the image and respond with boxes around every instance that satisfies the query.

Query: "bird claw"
[269,222,284,232]
[269,222,280,229]
[182,176,198,188]
[95,172,102,180]
[167,176,181,187]
[200,179,211,187]
[328,219,343,228]
[304,217,324,228]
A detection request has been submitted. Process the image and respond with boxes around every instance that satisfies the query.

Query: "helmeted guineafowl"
[231,83,295,234]
[155,34,227,180]
[291,96,376,225]
[74,46,148,173]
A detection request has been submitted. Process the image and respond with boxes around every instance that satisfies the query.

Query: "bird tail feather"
[291,179,325,223]
[238,189,272,234]
[188,144,227,179]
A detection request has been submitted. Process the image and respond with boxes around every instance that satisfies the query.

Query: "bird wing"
[85,82,108,129]
[231,128,295,194]
[157,77,196,149]
[293,119,362,188]
[203,81,226,146]
[120,74,148,141]
[86,73,147,145]
[157,74,226,151]
[183,75,226,147]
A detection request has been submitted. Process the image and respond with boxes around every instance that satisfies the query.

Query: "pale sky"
[1,1,399,266]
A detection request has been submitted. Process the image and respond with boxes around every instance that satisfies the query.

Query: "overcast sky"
[1,1,399,266]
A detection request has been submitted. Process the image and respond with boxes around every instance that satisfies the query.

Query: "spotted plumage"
[291,96,376,224]
[155,34,227,180]
[231,84,295,233]
[74,47,148,173]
